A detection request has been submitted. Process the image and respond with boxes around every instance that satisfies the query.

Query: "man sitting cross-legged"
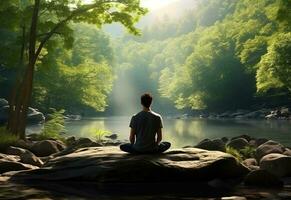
[120,93,171,154]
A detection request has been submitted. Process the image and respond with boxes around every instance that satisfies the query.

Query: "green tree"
[33,23,114,113]
[4,0,146,138]
[256,33,291,92]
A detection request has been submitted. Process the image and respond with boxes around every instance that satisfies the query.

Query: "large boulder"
[242,158,259,171]
[105,133,118,140]
[65,136,76,146]
[27,107,45,124]
[244,169,283,187]
[0,105,9,124]
[283,149,291,156]
[227,138,249,150]
[280,107,290,118]
[256,138,269,146]
[243,158,257,166]
[6,146,27,156]
[195,139,226,152]
[76,137,93,145]
[6,146,43,167]
[255,140,285,161]
[20,151,43,167]
[9,147,249,183]
[260,153,291,177]
[231,135,252,142]
[0,160,38,174]
[0,98,8,107]
[72,137,97,148]
[31,140,65,157]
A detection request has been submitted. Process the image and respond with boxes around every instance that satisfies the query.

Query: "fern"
[226,146,243,162]
[39,108,66,140]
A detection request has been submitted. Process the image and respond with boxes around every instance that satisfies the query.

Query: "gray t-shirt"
[129,110,163,152]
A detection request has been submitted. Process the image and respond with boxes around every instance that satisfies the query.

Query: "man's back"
[130,110,163,152]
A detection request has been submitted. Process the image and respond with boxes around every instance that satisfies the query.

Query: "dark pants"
[120,142,171,154]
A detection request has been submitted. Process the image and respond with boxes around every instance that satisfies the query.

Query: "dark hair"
[141,93,152,108]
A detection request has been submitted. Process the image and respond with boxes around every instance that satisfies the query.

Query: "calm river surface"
[27,116,291,147]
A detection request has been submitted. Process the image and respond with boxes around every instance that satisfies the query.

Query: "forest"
[112,0,291,113]
[0,1,291,199]
[0,0,290,130]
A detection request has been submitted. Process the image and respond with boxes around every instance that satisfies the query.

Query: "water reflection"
[27,117,291,148]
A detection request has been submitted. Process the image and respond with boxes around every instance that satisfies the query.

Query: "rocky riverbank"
[0,134,291,195]
[188,107,291,120]
[0,135,250,199]
[193,135,291,187]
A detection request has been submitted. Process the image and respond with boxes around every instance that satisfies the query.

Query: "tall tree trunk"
[7,25,26,132]
[7,0,40,139]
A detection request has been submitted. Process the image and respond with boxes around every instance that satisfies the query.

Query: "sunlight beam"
[82,0,179,10]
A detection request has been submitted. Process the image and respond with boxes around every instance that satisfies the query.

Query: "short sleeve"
[129,116,136,129]
[159,116,163,128]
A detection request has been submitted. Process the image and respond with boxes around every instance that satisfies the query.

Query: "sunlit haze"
[82,0,179,10]
[141,0,179,10]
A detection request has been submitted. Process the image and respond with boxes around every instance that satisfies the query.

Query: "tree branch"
[34,0,129,60]
[37,31,62,38]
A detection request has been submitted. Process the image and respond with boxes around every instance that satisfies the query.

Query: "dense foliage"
[33,23,114,113]
[114,0,291,111]
[0,0,290,116]
[0,0,146,116]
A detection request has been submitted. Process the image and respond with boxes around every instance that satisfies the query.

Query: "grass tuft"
[240,146,256,159]
[0,127,19,152]
[91,129,111,143]
[226,146,243,162]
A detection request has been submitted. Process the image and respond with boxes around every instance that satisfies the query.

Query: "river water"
[27,116,291,147]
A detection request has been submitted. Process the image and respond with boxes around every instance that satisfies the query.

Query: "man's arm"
[156,128,162,145]
[129,128,136,145]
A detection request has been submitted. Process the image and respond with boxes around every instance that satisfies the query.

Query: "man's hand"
[129,128,135,145]
[156,128,162,145]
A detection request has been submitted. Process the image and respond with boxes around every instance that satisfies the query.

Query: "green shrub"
[226,146,243,162]
[39,109,66,141]
[240,146,256,159]
[0,127,19,152]
[90,129,111,143]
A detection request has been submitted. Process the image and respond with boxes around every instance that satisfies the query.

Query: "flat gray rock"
[9,147,249,183]
[0,159,38,174]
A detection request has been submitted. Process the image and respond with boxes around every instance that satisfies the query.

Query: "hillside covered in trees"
[1,0,290,116]
[111,0,291,114]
